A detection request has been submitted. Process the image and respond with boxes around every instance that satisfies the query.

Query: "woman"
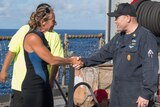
[22,4,77,107]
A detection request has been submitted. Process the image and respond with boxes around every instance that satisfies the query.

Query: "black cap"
[107,3,136,17]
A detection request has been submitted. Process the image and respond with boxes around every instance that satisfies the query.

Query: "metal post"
[68,66,74,107]
[108,0,112,42]
[105,0,112,43]
[54,80,68,105]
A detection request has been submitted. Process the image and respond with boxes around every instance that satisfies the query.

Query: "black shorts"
[10,90,25,107]
[22,85,53,107]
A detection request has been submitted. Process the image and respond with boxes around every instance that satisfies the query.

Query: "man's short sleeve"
[8,25,30,53]
[45,31,64,58]
[44,31,64,73]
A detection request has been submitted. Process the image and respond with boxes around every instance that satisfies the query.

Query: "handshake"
[0,56,85,83]
[70,56,84,70]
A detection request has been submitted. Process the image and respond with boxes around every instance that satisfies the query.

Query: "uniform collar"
[120,25,140,38]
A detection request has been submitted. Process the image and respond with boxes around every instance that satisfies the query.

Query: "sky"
[0,0,107,30]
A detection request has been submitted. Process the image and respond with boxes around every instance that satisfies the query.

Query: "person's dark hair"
[28,3,53,31]
[36,3,51,10]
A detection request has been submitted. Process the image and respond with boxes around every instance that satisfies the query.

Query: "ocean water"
[0,29,105,57]
[0,29,105,95]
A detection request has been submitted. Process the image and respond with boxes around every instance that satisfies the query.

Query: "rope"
[0,36,12,40]
[67,34,103,39]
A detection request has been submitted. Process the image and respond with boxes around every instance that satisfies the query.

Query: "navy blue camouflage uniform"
[82,25,159,107]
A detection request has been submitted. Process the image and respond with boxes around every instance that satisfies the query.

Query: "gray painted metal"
[105,0,160,42]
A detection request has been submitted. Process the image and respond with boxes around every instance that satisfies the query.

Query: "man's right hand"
[0,71,8,83]
[72,56,84,70]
